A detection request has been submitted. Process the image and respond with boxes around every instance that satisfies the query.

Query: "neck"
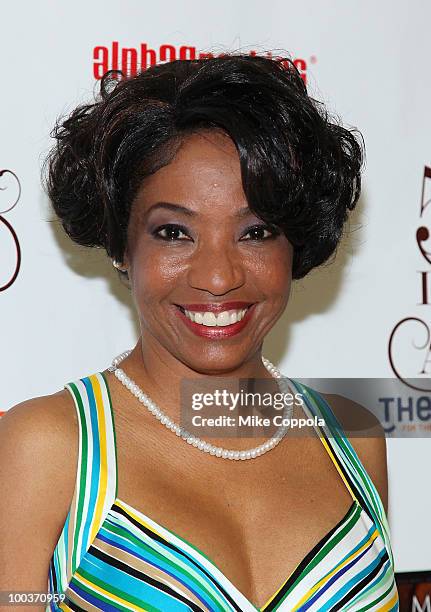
[117,335,280,416]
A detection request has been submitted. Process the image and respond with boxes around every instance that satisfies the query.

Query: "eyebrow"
[142,201,255,219]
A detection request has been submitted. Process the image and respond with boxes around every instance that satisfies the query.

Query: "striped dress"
[46,372,399,611]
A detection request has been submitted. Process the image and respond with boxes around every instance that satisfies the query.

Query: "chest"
[115,432,356,608]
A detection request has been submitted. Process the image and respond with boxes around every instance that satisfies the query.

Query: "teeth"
[183,307,249,327]
[203,312,217,326]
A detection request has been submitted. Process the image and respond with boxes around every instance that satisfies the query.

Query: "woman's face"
[124,130,293,374]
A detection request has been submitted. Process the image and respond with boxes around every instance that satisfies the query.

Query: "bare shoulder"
[319,392,389,515]
[0,388,78,593]
[0,388,78,517]
[1,388,78,468]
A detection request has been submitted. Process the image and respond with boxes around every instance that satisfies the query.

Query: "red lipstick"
[173,302,256,339]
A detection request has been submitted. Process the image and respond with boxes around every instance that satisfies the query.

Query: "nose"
[186,239,246,296]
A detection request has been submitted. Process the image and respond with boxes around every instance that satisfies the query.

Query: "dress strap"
[287,378,395,569]
[47,373,117,601]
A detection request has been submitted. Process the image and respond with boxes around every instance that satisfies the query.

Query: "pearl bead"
[111,350,292,461]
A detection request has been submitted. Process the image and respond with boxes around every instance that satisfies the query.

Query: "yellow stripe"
[319,436,358,503]
[379,590,399,611]
[291,529,380,611]
[75,571,143,611]
[89,374,109,542]
[301,386,358,504]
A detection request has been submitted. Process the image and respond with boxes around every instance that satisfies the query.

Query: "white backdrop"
[1,0,430,571]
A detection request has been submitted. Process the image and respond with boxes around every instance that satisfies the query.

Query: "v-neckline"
[110,495,361,611]
[101,370,361,611]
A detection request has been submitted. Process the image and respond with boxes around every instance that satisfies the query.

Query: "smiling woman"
[0,54,399,611]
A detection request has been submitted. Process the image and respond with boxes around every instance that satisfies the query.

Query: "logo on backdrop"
[395,570,431,612]
[388,166,431,392]
[382,166,431,436]
[93,42,313,85]
[0,169,21,293]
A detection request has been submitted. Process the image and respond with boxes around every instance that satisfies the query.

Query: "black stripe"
[323,429,374,524]
[89,544,205,611]
[106,507,244,612]
[263,501,358,611]
[49,557,58,593]
[330,550,390,611]
[62,596,87,612]
[305,386,375,524]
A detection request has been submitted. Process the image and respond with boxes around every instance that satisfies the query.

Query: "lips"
[173,302,257,338]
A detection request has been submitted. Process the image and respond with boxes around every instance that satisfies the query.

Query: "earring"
[112,259,126,271]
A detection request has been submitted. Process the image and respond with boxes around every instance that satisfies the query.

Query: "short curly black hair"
[44,53,364,280]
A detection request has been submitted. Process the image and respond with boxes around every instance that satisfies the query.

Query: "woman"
[0,55,399,611]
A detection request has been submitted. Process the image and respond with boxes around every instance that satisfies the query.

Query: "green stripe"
[67,382,89,575]
[305,385,394,567]
[273,501,362,607]
[102,520,227,610]
[352,573,396,611]
[307,387,383,524]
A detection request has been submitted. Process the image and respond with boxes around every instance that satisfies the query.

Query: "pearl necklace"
[108,350,294,460]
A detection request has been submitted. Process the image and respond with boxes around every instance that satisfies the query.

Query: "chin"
[180,350,254,375]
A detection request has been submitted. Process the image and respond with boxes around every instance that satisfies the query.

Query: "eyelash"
[151,223,280,242]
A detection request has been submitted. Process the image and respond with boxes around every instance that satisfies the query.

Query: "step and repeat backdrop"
[1,0,430,605]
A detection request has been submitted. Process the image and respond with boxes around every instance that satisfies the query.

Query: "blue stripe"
[81,377,101,555]
[99,521,225,608]
[76,553,196,610]
[324,548,390,609]
[69,580,122,612]
[299,537,377,610]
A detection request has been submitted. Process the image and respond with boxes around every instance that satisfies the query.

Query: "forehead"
[135,130,247,211]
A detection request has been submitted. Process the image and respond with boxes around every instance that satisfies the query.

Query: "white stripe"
[74,378,95,569]
[109,504,256,610]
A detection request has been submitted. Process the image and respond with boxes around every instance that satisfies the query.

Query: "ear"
[122,248,130,271]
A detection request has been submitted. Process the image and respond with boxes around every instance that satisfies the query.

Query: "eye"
[152,224,192,241]
[240,225,279,241]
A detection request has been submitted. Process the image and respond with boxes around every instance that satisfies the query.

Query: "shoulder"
[0,388,79,538]
[1,388,78,464]
[0,388,79,589]
[319,392,389,515]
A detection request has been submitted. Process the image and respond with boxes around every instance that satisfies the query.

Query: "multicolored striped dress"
[46,372,399,611]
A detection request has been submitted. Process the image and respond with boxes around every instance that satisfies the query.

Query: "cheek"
[129,244,189,304]
[248,245,293,295]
